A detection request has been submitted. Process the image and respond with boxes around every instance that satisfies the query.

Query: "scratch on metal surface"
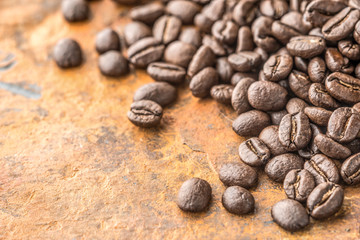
[0,81,41,99]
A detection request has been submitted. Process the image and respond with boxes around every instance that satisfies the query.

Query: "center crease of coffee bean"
[309,160,329,182]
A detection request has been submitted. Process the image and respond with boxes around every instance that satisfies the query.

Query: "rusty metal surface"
[0,1,359,239]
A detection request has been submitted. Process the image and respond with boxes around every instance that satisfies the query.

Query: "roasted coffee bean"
[286,98,308,114]
[304,154,340,185]
[130,2,164,25]
[188,46,216,77]
[236,26,254,52]
[95,28,120,54]
[232,110,271,137]
[259,0,288,19]
[232,0,257,26]
[269,110,288,125]
[354,102,360,112]
[238,137,271,167]
[177,178,212,212]
[231,72,258,86]
[327,107,360,143]
[338,40,360,61]
[219,162,258,189]
[307,182,344,219]
[284,169,316,203]
[98,51,128,77]
[309,27,324,38]
[202,0,226,22]
[164,41,197,68]
[228,51,261,72]
[287,36,326,59]
[216,58,233,83]
[271,20,301,45]
[322,7,360,42]
[53,38,82,69]
[271,199,309,232]
[254,47,269,63]
[222,186,255,215]
[308,83,340,110]
[345,139,360,155]
[231,77,256,114]
[166,0,200,24]
[147,62,186,84]
[190,67,219,98]
[259,125,289,156]
[252,16,280,53]
[127,37,165,68]
[298,123,322,159]
[263,54,293,82]
[314,134,351,160]
[354,20,360,44]
[247,81,288,112]
[281,11,312,35]
[202,35,227,56]
[288,70,312,102]
[265,153,304,183]
[179,27,202,47]
[294,57,308,73]
[153,16,182,44]
[124,21,151,46]
[133,82,177,107]
[341,153,360,185]
[308,57,326,83]
[127,100,163,128]
[62,0,89,22]
[279,112,311,151]
[304,107,332,126]
[211,20,238,45]
[210,84,234,104]
[325,48,354,74]
[194,14,213,33]
[325,72,360,104]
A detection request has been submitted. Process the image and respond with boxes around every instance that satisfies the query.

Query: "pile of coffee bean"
[53,0,360,232]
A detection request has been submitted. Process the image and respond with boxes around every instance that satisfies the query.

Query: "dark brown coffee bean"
[228,51,261,72]
[279,112,311,151]
[124,21,151,46]
[95,28,120,54]
[188,46,215,77]
[314,134,351,160]
[190,67,219,98]
[147,62,186,84]
[304,154,340,185]
[202,0,226,22]
[338,40,360,61]
[269,110,288,125]
[127,100,163,128]
[259,125,289,156]
[216,58,233,83]
[53,38,82,69]
[345,139,360,155]
[284,169,315,203]
[309,27,324,38]
[153,16,182,44]
[232,0,257,26]
[263,54,293,82]
[202,35,227,56]
[307,182,344,219]
[236,26,254,52]
[164,41,197,68]
[211,20,238,45]
[252,16,280,53]
[177,178,212,212]
[286,98,308,114]
[130,2,164,25]
[304,107,332,126]
[287,36,326,59]
[239,137,271,167]
[259,0,288,20]
[308,83,340,110]
[231,77,256,114]
[354,102,360,112]
[98,51,128,77]
[166,0,200,24]
[325,48,354,74]
[341,153,360,185]
[322,7,360,41]
[265,153,304,183]
[127,37,165,68]
[298,123,322,159]
[179,27,202,47]
[231,72,258,86]
[248,81,288,112]
[210,84,234,104]
[288,70,312,102]
[282,11,312,34]
[62,0,89,22]
[232,110,271,137]
[222,186,255,215]
[294,57,308,73]
[272,199,309,232]
[308,57,326,83]
[354,20,360,44]
[219,162,258,189]
[271,20,301,45]
[325,72,360,104]
[133,82,177,107]
[327,107,360,143]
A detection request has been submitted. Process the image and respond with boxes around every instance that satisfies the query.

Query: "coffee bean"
[254,47,269,63]
[308,83,340,110]
[338,40,360,61]
[287,36,326,59]
[166,0,200,24]
[325,72,360,104]
[127,100,163,128]
[269,110,288,125]
[252,16,280,53]
[190,67,219,98]
[304,107,332,126]
[210,84,234,104]
[231,77,256,114]
[354,20,360,44]
[308,57,326,83]
[98,51,128,77]
[130,2,165,25]
[272,20,301,45]
[231,72,258,86]
[309,27,325,38]
[263,54,293,82]
[228,51,261,72]
[53,38,82,69]
[271,199,309,231]
[147,62,186,84]
[294,57,308,73]
[232,0,257,26]
[341,153,360,185]
[232,110,271,137]
[322,7,360,42]
[284,169,316,203]
[345,139,360,155]
[164,41,197,68]
[307,182,344,219]
[247,81,288,112]
[95,28,120,54]
[188,46,216,77]
[202,0,226,22]
[238,137,271,167]
[133,82,177,107]
[153,16,182,44]
[127,37,165,68]
[62,0,89,22]
[179,27,202,47]
[219,162,258,189]
[236,26,254,52]
[216,58,233,83]
[265,153,304,182]
[202,35,227,56]
[194,14,214,33]
[298,123,322,159]
[222,186,255,215]
[325,48,354,74]
[304,154,340,185]
[212,20,238,45]
[259,125,289,156]
[177,178,212,212]
[327,107,360,143]
[282,11,312,35]
[354,102,360,112]
[259,0,288,20]
[286,98,308,114]
[288,70,312,102]
[124,21,152,46]
[314,134,351,160]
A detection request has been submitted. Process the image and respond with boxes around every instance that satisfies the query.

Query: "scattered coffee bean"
[179,27,202,47]
[164,41,197,68]
[338,40,360,61]
[62,0,89,22]
[231,77,256,114]
[327,107,360,143]
[298,123,322,159]
[127,37,165,68]
[133,82,177,107]
[325,72,360,104]
[288,70,312,102]
[263,54,293,82]
[190,67,219,98]
[177,178,212,212]
[308,83,340,110]
[314,134,351,160]
[153,15,182,44]
[124,21,152,46]
[308,57,326,83]
[188,45,215,77]
[53,38,83,69]
[147,62,186,84]
[284,169,316,203]
[236,26,254,52]
[219,162,258,189]
[325,48,353,74]
[98,51,129,77]
[232,110,271,137]
[210,84,234,104]
[304,107,332,126]
[95,28,121,54]
[286,98,308,114]
[265,153,304,183]
[304,154,340,185]
[222,186,255,215]
[287,36,326,59]
[259,125,289,156]
[130,2,165,25]
[166,0,200,25]
[341,153,360,185]
[238,137,271,167]
[127,100,163,127]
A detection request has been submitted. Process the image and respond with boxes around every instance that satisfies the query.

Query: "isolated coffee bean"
[231,77,256,114]
[210,84,234,104]
[164,41,197,68]
[269,110,288,125]
[263,54,293,82]
[95,28,120,54]
[327,107,360,143]
[211,20,238,45]
[231,72,258,86]
[325,72,360,104]
[314,134,351,160]
[219,162,258,189]
[284,169,316,203]
[286,98,308,114]
[127,100,163,128]
[238,137,271,167]
[166,0,200,24]
[179,27,202,47]
[265,153,304,183]
[308,57,326,83]
[341,153,360,185]
[130,2,164,25]
[228,51,261,72]
[222,186,255,215]
[288,70,312,102]
[271,199,309,232]
[124,21,152,46]
[190,67,219,98]
[232,110,271,137]
[188,46,215,77]
[259,0,288,20]
[127,37,165,68]
[202,35,227,56]
[308,83,340,110]
[147,62,186,84]
[62,0,89,22]
[177,178,212,212]
[287,36,326,59]
[98,51,128,77]
[236,26,254,52]
[307,182,344,219]
[305,154,340,186]
[338,40,360,61]
[325,48,354,74]
[53,38,82,69]
[304,107,332,126]
[259,125,288,156]
[133,82,177,107]
[153,16,182,44]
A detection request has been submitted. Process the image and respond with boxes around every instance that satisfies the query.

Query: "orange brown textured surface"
[0,0,360,239]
